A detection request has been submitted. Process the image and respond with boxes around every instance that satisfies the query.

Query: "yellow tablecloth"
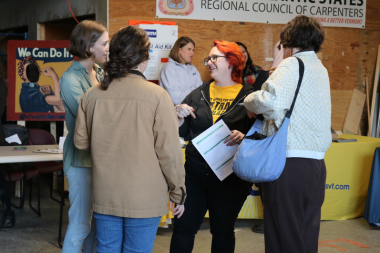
[181,134,380,220]
[322,134,380,220]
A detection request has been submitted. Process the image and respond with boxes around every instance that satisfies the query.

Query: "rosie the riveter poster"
[7,40,74,121]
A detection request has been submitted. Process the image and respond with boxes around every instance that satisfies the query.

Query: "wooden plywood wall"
[109,0,380,133]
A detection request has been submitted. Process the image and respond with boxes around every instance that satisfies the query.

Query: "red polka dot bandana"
[18,56,41,81]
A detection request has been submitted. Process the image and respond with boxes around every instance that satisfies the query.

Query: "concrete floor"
[1,177,380,253]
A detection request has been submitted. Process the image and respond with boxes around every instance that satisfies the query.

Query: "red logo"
[158,0,194,16]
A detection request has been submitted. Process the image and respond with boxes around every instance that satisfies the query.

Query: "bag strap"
[285,57,305,119]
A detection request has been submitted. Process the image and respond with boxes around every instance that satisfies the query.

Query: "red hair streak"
[213,40,245,84]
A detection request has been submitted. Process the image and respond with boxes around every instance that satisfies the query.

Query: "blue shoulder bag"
[232,57,304,183]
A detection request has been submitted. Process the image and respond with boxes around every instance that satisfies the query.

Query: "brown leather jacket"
[74,72,186,218]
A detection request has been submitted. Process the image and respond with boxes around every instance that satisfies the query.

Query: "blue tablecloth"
[364,147,380,225]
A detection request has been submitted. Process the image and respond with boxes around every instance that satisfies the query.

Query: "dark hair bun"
[101,26,150,90]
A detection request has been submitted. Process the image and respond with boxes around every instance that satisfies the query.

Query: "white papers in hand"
[5,134,22,144]
[192,119,237,181]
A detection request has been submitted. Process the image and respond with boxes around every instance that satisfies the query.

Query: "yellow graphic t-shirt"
[209,82,243,123]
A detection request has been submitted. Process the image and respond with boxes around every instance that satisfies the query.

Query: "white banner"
[156,0,366,29]
[139,24,178,80]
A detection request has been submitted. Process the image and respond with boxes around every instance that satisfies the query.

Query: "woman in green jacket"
[59,20,109,253]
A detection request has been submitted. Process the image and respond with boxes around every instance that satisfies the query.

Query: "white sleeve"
[244,58,299,121]
[159,65,189,105]
[194,67,203,88]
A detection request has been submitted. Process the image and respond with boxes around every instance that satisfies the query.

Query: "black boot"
[0,190,3,230]
[251,223,264,234]
[2,211,15,228]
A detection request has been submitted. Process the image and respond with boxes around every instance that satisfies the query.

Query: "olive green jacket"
[59,61,103,173]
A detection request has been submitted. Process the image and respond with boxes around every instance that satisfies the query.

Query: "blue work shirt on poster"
[19,82,55,113]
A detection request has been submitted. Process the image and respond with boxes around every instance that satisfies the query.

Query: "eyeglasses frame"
[204,55,229,66]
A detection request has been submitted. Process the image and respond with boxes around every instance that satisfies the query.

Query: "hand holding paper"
[192,119,238,181]
[224,130,244,146]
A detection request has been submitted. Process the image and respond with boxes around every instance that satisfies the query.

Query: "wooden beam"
[331,90,353,132]
[366,77,371,136]
[343,89,366,135]
[369,45,380,136]
[366,77,372,136]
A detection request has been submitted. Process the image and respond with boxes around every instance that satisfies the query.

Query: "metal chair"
[5,167,41,217]
[27,128,66,247]
[28,129,64,204]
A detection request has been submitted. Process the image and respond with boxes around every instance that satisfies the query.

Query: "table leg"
[15,120,26,198]
[64,177,68,191]
[52,172,58,190]
[15,181,21,197]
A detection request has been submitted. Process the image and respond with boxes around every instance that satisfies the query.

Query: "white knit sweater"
[244,51,331,159]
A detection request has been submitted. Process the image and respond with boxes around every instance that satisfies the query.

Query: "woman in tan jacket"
[74,26,186,253]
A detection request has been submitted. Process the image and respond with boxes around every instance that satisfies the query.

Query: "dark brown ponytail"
[101,26,150,90]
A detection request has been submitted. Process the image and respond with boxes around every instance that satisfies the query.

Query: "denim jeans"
[94,212,161,253]
[62,166,96,253]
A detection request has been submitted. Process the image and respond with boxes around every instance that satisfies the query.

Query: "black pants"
[262,158,326,253]
[170,167,252,253]
[0,165,12,214]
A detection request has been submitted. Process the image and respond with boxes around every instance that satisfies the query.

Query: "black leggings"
[170,168,252,253]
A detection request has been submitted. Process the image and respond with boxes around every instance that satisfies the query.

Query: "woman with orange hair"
[170,41,255,253]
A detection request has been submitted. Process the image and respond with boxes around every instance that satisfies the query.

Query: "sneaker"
[251,223,264,234]
[2,211,15,228]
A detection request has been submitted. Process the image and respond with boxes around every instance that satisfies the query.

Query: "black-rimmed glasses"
[204,55,228,65]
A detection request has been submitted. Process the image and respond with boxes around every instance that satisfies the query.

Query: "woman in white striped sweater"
[244,15,331,253]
